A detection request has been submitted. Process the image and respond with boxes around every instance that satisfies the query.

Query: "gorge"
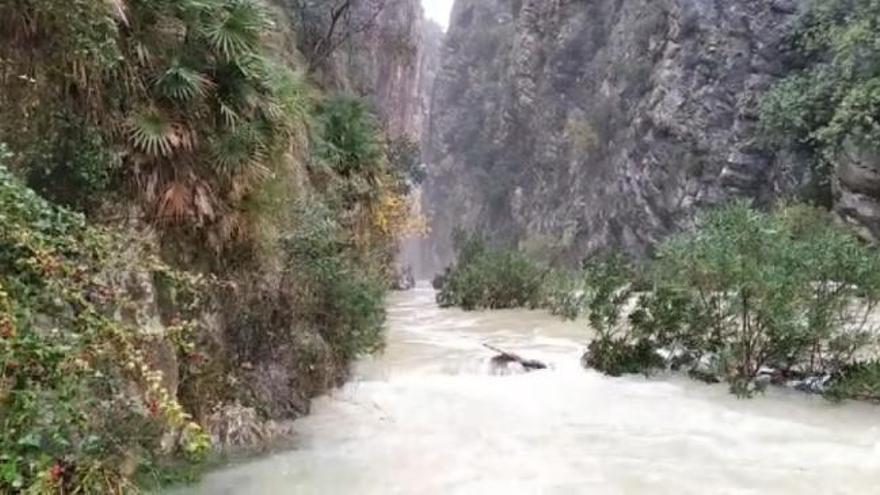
[3,0,880,493]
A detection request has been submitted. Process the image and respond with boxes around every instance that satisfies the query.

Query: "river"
[178,285,880,494]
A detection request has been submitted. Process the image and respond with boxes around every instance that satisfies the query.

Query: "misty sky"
[422,0,454,29]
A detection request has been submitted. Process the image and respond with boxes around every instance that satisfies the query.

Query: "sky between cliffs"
[422,0,453,29]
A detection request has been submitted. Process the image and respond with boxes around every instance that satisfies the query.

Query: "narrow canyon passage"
[178,286,880,494]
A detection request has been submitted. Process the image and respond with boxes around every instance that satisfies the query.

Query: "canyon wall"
[425,0,807,266]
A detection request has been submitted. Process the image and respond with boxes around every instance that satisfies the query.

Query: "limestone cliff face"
[346,0,426,138]
[425,0,805,265]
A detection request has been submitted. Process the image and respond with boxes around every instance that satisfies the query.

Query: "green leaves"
[201,0,269,59]
[209,123,267,177]
[155,62,211,101]
[435,233,546,310]
[127,108,188,156]
[761,0,880,201]
[315,96,384,176]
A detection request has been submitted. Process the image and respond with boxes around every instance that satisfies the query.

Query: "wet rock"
[205,403,296,452]
[393,265,416,291]
[835,137,880,242]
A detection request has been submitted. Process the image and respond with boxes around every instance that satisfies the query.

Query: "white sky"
[422,0,454,29]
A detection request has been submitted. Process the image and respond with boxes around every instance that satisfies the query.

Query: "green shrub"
[584,338,665,377]
[573,203,880,400]
[0,158,209,493]
[641,202,880,393]
[577,254,665,376]
[825,361,880,402]
[435,232,546,310]
[283,201,386,362]
[761,0,880,201]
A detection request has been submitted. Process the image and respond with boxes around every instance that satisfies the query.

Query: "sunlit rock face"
[425,0,806,266]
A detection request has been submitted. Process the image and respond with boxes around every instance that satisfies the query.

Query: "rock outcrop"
[425,0,806,266]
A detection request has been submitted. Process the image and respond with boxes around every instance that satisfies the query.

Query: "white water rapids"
[179,286,880,494]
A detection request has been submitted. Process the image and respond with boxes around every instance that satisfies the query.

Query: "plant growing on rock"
[761,0,880,203]
[0,159,209,493]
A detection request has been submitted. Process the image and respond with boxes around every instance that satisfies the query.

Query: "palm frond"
[127,109,194,157]
[201,0,268,59]
[155,62,212,101]
[157,181,192,221]
[209,124,267,177]
[218,99,241,128]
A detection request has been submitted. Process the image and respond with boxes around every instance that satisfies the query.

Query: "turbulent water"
[180,286,880,494]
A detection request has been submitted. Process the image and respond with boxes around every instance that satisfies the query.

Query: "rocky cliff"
[285,0,433,140]
[425,0,806,265]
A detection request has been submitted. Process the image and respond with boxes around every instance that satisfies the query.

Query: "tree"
[291,0,391,71]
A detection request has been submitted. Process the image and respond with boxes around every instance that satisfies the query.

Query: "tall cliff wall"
[425,0,806,266]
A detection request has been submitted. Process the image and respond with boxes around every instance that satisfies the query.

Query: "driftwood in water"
[484,344,548,372]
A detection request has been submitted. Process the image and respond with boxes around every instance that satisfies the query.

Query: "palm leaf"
[201,0,268,59]
[155,62,212,101]
[127,109,193,157]
[209,124,267,177]
[157,181,192,221]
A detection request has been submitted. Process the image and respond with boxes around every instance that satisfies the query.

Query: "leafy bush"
[0,158,209,493]
[655,203,880,388]
[0,0,311,243]
[761,0,880,199]
[577,254,666,376]
[581,202,880,397]
[584,338,665,377]
[825,361,880,402]
[283,201,386,362]
[435,232,546,310]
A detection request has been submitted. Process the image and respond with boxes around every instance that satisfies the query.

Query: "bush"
[283,201,386,362]
[584,338,665,377]
[825,361,880,402]
[0,158,209,493]
[582,202,880,396]
[760,0,880,201]
[435,232,546,310]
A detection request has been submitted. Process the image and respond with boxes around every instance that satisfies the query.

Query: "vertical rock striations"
[425,0,805,265]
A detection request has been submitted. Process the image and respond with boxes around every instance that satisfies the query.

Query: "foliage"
[825,361,880,402]
[0,159,209,493]
[761,0,880,199]
[0,0,311,247]
[579,202,880,397]
[584,338,665,378]
[435,232,547,311]
[653,203,880,390]
[315,95,384,176]
[282,201,385,362]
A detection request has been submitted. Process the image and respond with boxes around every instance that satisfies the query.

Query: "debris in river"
[485,344,548,375]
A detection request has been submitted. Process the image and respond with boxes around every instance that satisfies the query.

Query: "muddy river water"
[178,286,880,494]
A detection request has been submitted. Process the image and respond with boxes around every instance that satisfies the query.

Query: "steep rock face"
[285,0,430,139]
[425,0,804,265]
[346,0,427,138]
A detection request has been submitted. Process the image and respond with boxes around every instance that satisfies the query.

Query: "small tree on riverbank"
[584,202,880,397]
